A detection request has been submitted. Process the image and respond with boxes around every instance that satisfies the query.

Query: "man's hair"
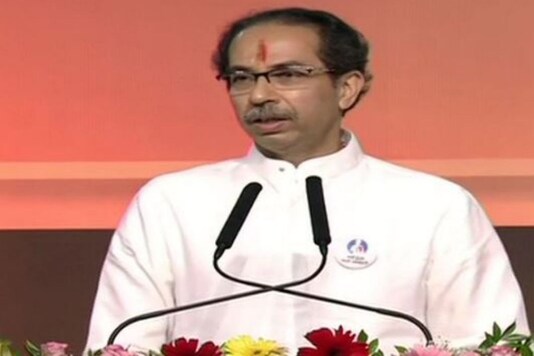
[212,7,373,110]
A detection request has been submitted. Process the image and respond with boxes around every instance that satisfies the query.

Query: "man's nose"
[248,76,279,105]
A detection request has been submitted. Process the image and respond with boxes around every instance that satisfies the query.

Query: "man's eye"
[230,74,252,84]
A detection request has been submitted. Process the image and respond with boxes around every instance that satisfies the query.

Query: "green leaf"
[484,330,501,344]
[493,323,502,339]
[519,344,533,356]
[369,339,379,352]
[505,334,529,342]
[502,322,517,337]
[0,340,21,356]
[24,341,40,356]
[88,349,102,356]
[357,330,368,343]
[479,338,495,349]
[395,346,409,354]
[373,350,384,356]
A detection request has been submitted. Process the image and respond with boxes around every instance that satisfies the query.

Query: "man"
[85,7,529,353]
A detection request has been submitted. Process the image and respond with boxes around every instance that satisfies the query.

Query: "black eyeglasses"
[218,65,335,95]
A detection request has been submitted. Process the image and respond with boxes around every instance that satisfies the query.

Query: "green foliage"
[1,323,532,356]
[356,329,383,356]
[0,339,21,356]
[24,341,40,356]
[478,322,533,356]
[369,338,383,356]
[357,330,368,343]
[395,345,409,355]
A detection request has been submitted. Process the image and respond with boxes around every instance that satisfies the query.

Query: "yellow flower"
[223,335,288,356]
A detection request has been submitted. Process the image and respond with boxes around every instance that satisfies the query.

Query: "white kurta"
[85,133,529,353]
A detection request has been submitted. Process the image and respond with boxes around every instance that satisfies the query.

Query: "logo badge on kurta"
[335,238,377,269]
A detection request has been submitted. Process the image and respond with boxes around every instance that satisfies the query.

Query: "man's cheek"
[230,98,247,116]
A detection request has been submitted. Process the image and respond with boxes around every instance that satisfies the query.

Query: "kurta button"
[278,167,285,172]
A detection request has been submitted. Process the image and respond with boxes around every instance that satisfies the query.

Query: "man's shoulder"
[154,158,243,183]
[136,157,250,198]
[359,156,487,221]
[362,155,469,199]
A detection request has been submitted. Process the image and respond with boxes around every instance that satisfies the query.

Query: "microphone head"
[305,176,332,250]
[215,182,263,253]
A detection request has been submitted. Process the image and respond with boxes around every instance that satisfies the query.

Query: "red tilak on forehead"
[256,40,268,62]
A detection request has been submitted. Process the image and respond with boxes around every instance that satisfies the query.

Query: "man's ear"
[337,71,365,111]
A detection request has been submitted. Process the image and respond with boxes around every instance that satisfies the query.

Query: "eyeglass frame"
[216,65,336,94]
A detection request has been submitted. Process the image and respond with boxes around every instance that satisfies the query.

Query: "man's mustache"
[244,106,296,123]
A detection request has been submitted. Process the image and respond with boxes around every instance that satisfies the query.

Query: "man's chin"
[253,133,298,154]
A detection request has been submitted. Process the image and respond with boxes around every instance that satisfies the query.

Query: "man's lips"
[249,117,288,123]
[248,117,290,134]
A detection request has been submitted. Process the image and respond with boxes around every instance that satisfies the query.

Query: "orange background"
[1,1,533,228]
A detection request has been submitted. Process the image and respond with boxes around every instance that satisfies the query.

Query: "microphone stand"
[213,254,434,345]
[108,177,433,346]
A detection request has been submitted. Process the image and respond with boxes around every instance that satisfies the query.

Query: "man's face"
[227,23,355,163]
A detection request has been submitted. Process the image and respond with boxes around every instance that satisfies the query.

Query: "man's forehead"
[228,24,321,68]
[257,39,267,62]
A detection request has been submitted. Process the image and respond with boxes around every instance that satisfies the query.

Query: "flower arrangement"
[0,323,531,356]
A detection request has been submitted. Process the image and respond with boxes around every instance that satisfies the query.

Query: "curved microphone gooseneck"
[213,260,433,345]
[213,176,434,345]
[107,178,434,346]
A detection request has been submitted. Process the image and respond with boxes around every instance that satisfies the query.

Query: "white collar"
[243,130,365,182]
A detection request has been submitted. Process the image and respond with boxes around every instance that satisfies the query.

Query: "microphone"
[212,175,331,290]
[305,176,331,256]
[214,175,434,345]
[214,182,263,260]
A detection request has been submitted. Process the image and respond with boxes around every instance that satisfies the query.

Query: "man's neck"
[256,131,349,167]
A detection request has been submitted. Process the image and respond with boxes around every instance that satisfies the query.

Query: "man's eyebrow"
[227,61,311,73]
[270,61,310,69]
[227,65,253,72]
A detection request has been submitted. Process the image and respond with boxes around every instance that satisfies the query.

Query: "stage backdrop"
[1,0,533,228]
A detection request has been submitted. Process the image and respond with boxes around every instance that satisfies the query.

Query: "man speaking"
[85,7,529,353]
